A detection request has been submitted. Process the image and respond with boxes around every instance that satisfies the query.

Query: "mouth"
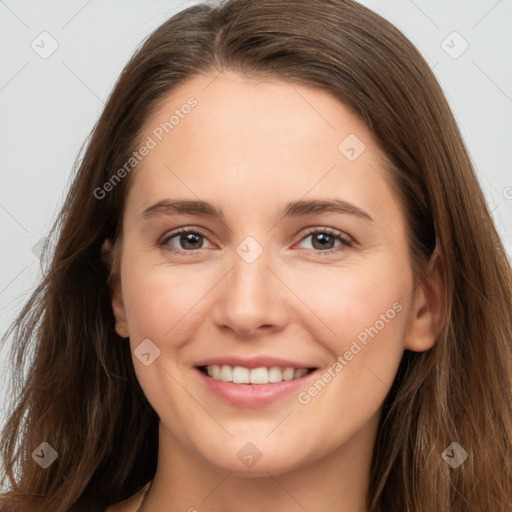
[197,364,316,384]
[194,361,318,407]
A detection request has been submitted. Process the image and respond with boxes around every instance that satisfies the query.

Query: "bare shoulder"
[105,482,152,512]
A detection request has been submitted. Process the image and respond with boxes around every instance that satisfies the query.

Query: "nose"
[212,249,289,338]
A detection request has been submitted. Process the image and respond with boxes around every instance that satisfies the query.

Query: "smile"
[199,364,313,384]
[194,358,318,407]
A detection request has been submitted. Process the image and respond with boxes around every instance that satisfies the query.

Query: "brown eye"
[297,228,352,254]
[160,229,213,251]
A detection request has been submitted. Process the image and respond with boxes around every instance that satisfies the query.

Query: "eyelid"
[293,227,353,254]
[299,226,353,244]
[158,226,217,249]
[159,225,353,255]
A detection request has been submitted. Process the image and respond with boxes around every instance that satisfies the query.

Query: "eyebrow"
[140,198,373,222]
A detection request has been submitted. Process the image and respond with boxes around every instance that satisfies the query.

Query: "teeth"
[294,369,306,379]
[249,367,268,384]
[282,367,295,381]
[220,365,232,382]
[212,365,221,379]
[268,366,282,383]
[232,366,249,384]
[204,365,309,384]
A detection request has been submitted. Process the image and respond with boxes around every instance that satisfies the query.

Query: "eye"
[296,228,353,255]
[159,228,214,252]
[158,226,353,255]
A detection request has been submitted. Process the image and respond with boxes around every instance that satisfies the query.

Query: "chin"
[199,442,312,477]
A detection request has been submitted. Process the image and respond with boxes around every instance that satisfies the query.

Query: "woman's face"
[110,71,432,475]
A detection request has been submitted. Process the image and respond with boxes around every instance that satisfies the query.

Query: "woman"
[1,0,511,511]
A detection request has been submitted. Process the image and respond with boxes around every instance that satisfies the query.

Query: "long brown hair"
[1,1,511,510]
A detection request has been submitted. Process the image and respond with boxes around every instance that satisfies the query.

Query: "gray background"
[1,0,511,440]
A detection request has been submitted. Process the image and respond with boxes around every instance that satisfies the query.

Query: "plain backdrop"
[1,0,511,436]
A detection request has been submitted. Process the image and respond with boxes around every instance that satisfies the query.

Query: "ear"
[404,248,446,352]
[101,238,129,338]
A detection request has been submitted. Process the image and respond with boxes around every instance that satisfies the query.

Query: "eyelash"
[158,227,353,256]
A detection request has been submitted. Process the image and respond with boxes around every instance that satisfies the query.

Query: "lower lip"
[195,368,316,407]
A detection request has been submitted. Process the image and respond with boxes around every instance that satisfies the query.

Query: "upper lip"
[194,356,317,370]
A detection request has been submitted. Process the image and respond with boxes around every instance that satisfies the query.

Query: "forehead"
[125,71,399,225]
[140,70,373,159]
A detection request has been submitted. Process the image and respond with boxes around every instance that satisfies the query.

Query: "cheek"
[286,256,411,350]
[120,256,219,351]
[263,260,410,465]
[288,256,412,409]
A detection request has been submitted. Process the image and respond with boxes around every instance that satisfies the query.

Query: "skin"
[106,70,444,512]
